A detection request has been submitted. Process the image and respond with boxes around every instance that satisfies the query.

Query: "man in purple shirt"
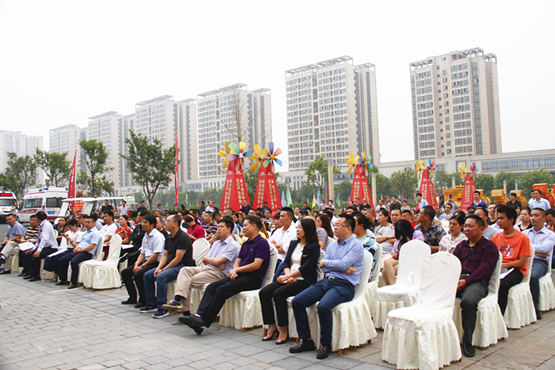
[453,215,499,358]
[181,215,270,334]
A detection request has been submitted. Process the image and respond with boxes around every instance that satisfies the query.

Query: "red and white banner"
[459,173,476,210]
[175,132,179,207]
[349,164,375,212]
[253,160,282,211]
[220,158,250,212]
[418,168,438,209]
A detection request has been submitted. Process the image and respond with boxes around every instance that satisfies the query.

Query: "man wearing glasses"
[290,214,364,359]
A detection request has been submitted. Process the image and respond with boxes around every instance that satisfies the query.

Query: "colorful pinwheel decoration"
[218,142,232,169]
[226,142,253,170]
[262,142,282,173]
[415,159,426,179]
[470,162,479,179]
[249,144,269,172]
[346,153,360,175]
[427,159,436,179]
[459,163,469,180]
[358,152,374,176]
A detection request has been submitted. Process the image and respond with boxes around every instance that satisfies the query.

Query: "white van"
[19,187,68,223]
[0,190,18,223]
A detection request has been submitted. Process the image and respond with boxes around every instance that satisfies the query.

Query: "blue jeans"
[144,264,184,311]
[530,259,548,310]
[292,278,355,345]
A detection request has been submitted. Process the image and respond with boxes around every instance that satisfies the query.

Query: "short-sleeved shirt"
[101,204,114,213]
[376,224,394,253]
[78,227,103,258]
[201,222,218,237]
[439,232,467,254]
[238,234,270,277]
[529,198,551,211]
[116,226,132,241]
[165,228,194,266]
[100,223,117,245]
[140,228,165,262]
[23,225,40,242]
[208,235,241,275]
[415,222,446,246]
[6,221,25,240]
[316,227,331,251]
[269,224,298,260]
[492,231,531,276]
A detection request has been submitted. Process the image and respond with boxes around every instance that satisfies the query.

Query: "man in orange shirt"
[492,205,531,315]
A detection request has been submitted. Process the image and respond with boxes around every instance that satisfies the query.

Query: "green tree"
[0,173,11,189]
[494,171,517,192]
[294,183,319,205]
[121,131,176,210]
[305,156,341,194]
[390,167,418,200]
[337,180,352,203]
[475,174,495,198]
[77,139,113,197]
[435,170,453,192]
[34,149,71,187]
[4,152,37,199]
[374,173,391,201]
[518,169,553,195]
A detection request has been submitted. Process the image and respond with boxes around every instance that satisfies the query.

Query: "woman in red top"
[185,215,205,242]
[116,215,132,245]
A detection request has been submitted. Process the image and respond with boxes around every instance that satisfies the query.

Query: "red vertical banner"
[419,169,438,208]
[459,173,476,210]
[349,165,375,212]
[68,150,76,199]
[220,158,250,212]
[175,132,179,207]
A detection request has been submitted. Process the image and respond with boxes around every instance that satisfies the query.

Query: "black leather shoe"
[55,280,69,286]
[28,276,41,282]
[289,339,316,353]
[121,299,137,305]
[179,315,206,334]
[316,344,331,359]
[134,302,145,309]
[18,272,30,277]
[68,283,78,289]
[0,269,11,275]
[462,342,475,357]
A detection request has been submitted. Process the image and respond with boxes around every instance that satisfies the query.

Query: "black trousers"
[498,268,523,315]
[457,279,488,344]
[24,247,57,278]
[121,263,156,304]
[259,280,309,327]
[121,245,141,267]
[197,273,262,327]
[57,252,92,283]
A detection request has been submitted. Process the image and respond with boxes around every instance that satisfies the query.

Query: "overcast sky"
[1,0,553,171]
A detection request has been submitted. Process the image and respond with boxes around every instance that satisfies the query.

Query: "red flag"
[68,150,77,199]
[175,132,179,207]
[349,164,375,212]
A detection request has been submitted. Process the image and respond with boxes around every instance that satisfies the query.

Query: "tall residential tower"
[410,47,501,160]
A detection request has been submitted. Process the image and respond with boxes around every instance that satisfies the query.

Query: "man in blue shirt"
[416,193,428,210]
[57,214,102,289]
[529,190,551,211]
[523,208,555,320]
[470,191,487,208]
[290,214,364,359]
[0,214,25,274]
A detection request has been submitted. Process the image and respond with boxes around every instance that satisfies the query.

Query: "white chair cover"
[218,244,278,330]
[453,252,508,348]
[382,252,462,370]
[79,235,122,290]
[365,243,382,318]
[504,244,536,329]
[192,238,210,267]
[75,236,104,285]
[539,249,555,311]
[306,249,377,352]
[373,240,431,328]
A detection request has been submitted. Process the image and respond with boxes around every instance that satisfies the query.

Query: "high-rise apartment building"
[0,130,44,173]
[285,56,380,171]
[49,124,81,161]
[410,47,501,160]
[196,84,272,179]
[86,111,122,189]
[117,113,135,190]
[176,99,198,184]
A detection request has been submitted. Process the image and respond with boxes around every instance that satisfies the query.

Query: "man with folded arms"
[453,215,499,358]
[121,214,164,308]
[164,217,240,317]
[289,214,364,360]
[25,211,58,282]
[522,208,555,320]
[181,215,270,334]
[0,214,25,274]
[57,214,102,289]
[142,214,195,318]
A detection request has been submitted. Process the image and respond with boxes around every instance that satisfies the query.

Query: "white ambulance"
[0,190,18,223]
[19,187,68,223]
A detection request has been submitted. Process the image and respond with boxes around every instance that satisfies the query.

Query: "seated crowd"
[1,193,555,361]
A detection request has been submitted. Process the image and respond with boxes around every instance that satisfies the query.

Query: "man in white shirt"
[269,207,297,280]
[118,201,129,217]
[205,200,215,213]
[529,190,551,211]
[99,211,117,257]
[25,211,59,281]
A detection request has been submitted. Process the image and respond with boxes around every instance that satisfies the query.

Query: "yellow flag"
[312,194,316,209]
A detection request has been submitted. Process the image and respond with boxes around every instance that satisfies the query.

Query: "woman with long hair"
[315,214,334,250]
[259,218,320,344]
[439,212,467,254]
[185,215,205,242]
[383,219,416,285]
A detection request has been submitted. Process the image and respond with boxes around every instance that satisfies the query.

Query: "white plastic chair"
[382,252,462,370]
[365,243,382,318]
[74,236,104,286]
[218,244,278,330]
[167,238,211,301]
[79,235,122,290]
[306,249,377,354]
[504,244,536,329]
[453,252,508,348]
[373,240,431,328]
[539,249,555,312]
